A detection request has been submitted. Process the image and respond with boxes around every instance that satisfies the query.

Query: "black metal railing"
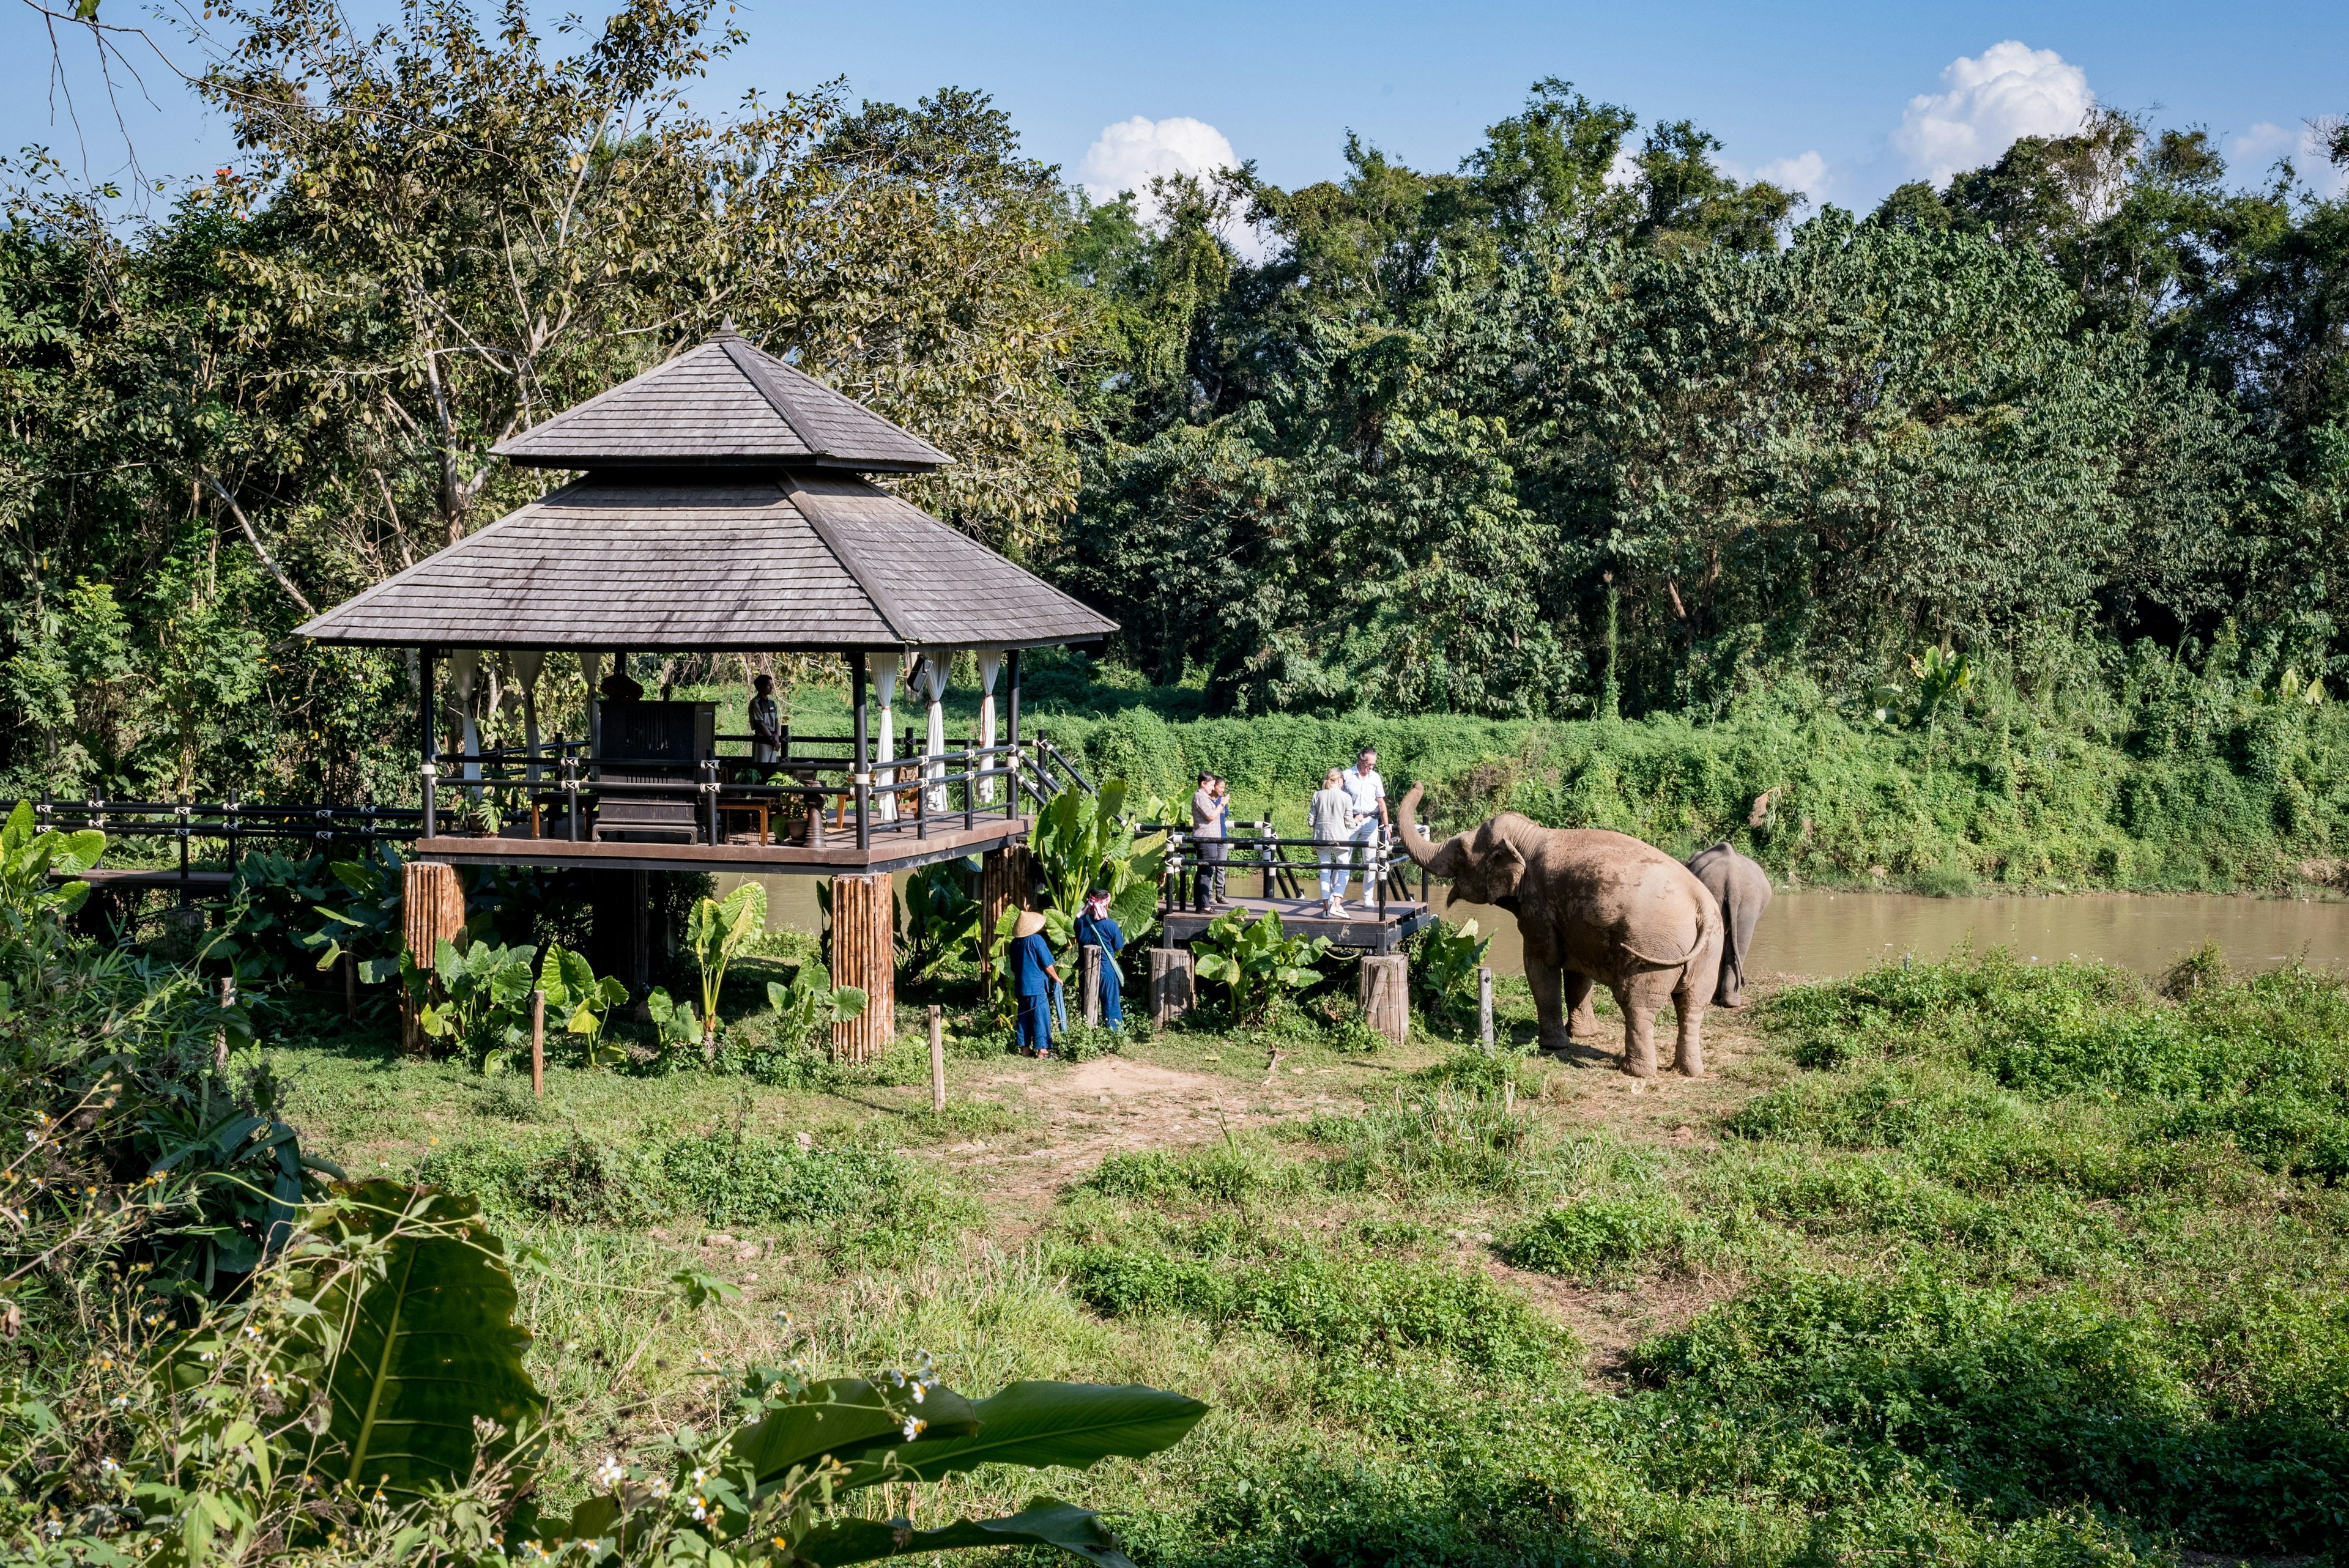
[1152,820,1428,922]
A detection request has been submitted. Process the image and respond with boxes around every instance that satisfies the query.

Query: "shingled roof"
[294,473,1116,652]
[491,328,951,473]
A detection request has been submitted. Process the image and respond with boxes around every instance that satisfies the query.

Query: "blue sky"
[9,0,2345,218]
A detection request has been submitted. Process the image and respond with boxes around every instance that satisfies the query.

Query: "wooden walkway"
[1159,893,1436,953]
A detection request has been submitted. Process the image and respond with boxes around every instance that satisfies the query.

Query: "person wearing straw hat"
[1008,908,1061,1057]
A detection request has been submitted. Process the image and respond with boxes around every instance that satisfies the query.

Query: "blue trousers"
[1016,992,1052,1054]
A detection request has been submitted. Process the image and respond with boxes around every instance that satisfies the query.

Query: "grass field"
[231,937,2349,1567]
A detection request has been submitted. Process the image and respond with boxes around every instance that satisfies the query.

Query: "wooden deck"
[1159,893,1436,953]
[412,813,1031,876]
[73,867,233,892]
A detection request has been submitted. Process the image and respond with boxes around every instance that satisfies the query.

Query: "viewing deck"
[1160,893,1436,953]
[411,812,1031,877]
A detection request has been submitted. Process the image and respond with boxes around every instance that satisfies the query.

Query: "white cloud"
[1894,41,2095,186]
[1078,115,1273,261]
[2229,120,2348,198]
[1753,150,1830,201]
[1604,146,1642,188]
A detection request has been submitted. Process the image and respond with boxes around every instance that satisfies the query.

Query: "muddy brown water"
[720,872,2349,982]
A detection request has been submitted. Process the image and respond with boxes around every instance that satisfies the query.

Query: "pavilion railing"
[27,797,426,890]
[417,737,1059,851]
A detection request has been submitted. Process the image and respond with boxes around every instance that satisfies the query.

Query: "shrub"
[1064,1242,1574,1378]
[1309,1089,1535,1196]
[1085,1140,1308,1205]
[1504,1197,1680,1276]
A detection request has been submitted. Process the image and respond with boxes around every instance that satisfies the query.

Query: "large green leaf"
[733,1377,979,1490]
[792,1497,1137,1567]
[308,1181,544,1501]
[840,1381,1207,1487]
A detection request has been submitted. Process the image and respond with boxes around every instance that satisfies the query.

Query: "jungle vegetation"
[4,0,2349,886]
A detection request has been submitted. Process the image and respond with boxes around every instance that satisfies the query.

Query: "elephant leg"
[1564,970,1599,1037]
[1613,973,1670,1078]
[1674,930,1723,1075]
[1526,953,1571,1053]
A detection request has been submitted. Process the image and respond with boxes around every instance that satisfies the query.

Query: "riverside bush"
[1503,1196,1681,1277]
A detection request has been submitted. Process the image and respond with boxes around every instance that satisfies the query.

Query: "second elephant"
[1683,842,1772,1007]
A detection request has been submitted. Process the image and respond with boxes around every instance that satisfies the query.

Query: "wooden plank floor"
[414,813,1031,877]
[1159,893,1434,952]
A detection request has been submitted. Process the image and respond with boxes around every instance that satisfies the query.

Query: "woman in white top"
[1308,768,1360,915]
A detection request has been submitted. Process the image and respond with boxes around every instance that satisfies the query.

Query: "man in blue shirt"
[1008,908,1061,1057]
[1074,886,1127,1029]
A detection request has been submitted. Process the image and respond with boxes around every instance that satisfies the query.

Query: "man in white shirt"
[1328,749,1388,911]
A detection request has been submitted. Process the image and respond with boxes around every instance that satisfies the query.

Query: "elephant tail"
[1620,887,1724,971]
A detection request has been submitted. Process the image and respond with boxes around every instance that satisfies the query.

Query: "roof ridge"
[718,335,833,459]
[784,476,911,643]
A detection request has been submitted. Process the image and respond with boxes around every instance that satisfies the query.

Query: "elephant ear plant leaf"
[293,1180,547,1504]
[538,942,631,1067]
[688,880,768,1059]
[0,798,106,993]
[1028,779,1167,944]
[551,1364,1206,1566]
[1192,909,1326,1025]
[766,966,867,1043]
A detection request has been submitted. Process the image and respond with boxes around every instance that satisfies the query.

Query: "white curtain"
[577,651,602,763]
[512,650,544,781]
[872,651,902,822]
[975,649,1004,804]
[915,650,951,812]
[447,649,483,795]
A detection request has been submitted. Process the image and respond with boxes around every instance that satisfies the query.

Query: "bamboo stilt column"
[400,862,467,1054]
[830,873,896,1062]
[978,846,1031,978]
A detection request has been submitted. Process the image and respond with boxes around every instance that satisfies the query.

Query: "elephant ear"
[1478,838,1528,901]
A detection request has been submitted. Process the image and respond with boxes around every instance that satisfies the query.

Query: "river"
[721,873,2349,982]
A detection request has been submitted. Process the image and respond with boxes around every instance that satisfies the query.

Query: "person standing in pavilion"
[748,671,784,781]
[1008,908,1062,1057]
[1074,886,1127,1029]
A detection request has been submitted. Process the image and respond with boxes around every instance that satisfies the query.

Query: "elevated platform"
[65,867,233,892]
[1160,893,1436,953]
[412,813,1030,877]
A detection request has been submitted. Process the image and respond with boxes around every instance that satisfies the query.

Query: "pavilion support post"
[1004,648,1022,819]
[829,872,894,1062]
[399,861,466,1054]
[978,845,1032,982]
[418,646,437,836]
[850,651,871,851]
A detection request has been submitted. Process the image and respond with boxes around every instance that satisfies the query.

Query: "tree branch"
[204,475,316,616]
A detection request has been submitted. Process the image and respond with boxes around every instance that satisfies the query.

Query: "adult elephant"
[1396,786,1724,1076]
[1683,843,1772,1008]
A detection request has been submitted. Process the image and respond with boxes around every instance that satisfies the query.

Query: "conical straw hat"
[1013,909,1047,939]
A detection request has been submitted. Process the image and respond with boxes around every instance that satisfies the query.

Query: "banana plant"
[766,964,867,1043]
[1028,780,1166,947]
[1192,908,1327,1025]
[687,881,767,1060]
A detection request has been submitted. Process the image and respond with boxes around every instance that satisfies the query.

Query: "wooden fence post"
[929,1005,946,1112]
[830,873,895,1062]
[1149,947,1194,1026]
[1478,966,1494,1051]
[1360,953,1409,1045]
[530,989,546,1096]
[214,975,236,1073]
[1081,945,1103,1027]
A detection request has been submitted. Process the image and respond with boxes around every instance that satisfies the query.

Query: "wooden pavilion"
[297,326,1115,1052]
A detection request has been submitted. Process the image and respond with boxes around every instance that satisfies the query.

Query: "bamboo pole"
[929,1005,945,1112]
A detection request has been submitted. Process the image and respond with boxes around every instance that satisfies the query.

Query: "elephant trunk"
[1395,785,1450,871]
